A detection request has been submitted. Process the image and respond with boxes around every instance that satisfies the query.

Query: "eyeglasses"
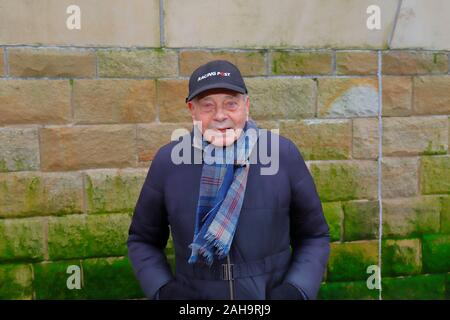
[196,99,242,114]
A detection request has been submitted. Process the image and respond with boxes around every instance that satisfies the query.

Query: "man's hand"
[158,280,204,300]
[267,282,305,300]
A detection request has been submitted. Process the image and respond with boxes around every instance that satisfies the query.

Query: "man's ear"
[187,101,195,121]
[187,101,193,112]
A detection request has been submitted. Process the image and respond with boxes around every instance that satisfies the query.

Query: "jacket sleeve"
[282,140,330,300]
[127,149,174,299]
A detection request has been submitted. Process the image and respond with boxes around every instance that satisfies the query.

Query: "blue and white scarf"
[188,120,260,266]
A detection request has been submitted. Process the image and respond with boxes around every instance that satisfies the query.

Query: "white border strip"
[377,50,383,300]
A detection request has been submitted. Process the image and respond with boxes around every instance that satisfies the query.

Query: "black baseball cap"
[185,60,248,103]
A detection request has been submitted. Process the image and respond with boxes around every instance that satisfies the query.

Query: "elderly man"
[127,60,330,300]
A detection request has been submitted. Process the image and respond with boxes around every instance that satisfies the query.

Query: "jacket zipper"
[226,253,235,300]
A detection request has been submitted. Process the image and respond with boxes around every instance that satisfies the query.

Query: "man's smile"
[216,127,232,133]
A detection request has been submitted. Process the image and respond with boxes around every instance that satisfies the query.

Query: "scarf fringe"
[204,231,228,259]
[188,243,215,266]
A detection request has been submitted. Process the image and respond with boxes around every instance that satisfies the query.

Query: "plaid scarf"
[188,120,260,266]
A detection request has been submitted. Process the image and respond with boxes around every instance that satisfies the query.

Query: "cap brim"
[186,83,247,103]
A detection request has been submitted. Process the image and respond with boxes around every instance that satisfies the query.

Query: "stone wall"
[0,0,449,299]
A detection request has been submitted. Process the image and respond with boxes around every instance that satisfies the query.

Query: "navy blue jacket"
[127,127,330,300]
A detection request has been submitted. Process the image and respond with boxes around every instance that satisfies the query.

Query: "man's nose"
[213,107,228,121]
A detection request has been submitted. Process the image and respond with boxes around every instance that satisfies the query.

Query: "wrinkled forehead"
[195,88,243,101]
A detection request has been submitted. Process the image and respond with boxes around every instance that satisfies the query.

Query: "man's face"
[187,88,250,147]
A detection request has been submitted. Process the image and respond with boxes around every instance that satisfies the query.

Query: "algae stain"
[153,47,165,54]
[432,53,438,64]
[86,176,106,213]
[25,176,42,209]
[422,140,447,155]
[13,156,28,171]
[0,158,7,172]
